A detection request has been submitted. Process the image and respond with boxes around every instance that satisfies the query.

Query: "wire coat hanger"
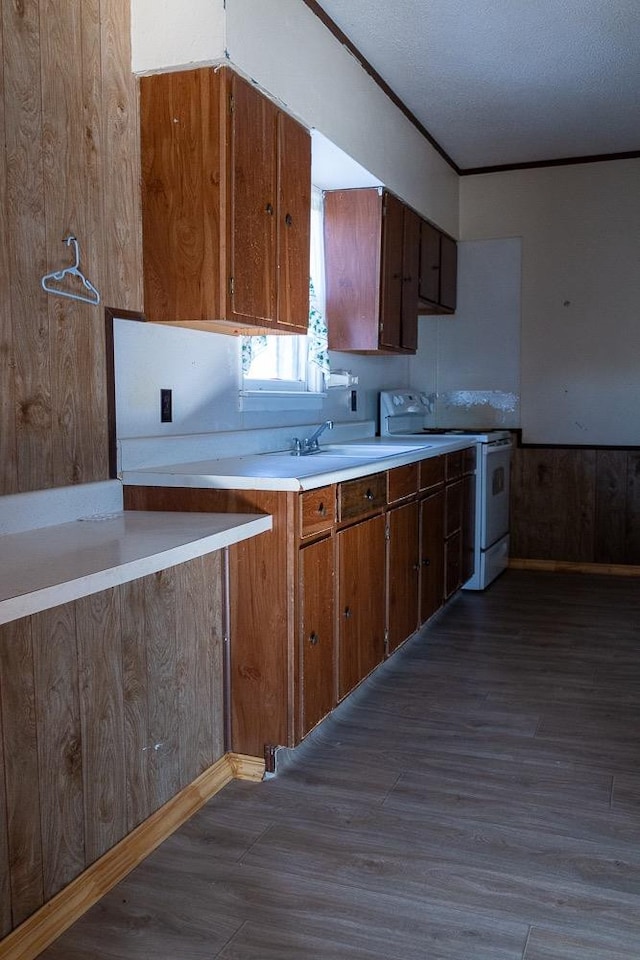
[41,236,101,305]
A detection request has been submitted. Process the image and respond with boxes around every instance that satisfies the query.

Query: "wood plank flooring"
[38,571,640,959]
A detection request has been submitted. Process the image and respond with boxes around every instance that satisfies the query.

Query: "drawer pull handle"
[365,489,374,501]
[285,212,293,226]
[317,502,326,516]
[309,632,319,645]
[344,606,352,619]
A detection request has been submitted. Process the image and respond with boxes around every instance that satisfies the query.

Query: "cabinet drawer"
[419,455,445,492]
[338,473,386,523]
[300,485,335,539]
[445,450,463,482]
[387,463,419,504]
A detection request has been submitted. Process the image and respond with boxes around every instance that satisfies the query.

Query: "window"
[241,187,329,401]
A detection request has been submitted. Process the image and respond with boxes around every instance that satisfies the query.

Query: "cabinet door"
[419,220,441,306]
[439,234,458,312]
[278,110,311,332]
[400,207,420,351]
[325,188,383,352]
[299,538,335,738]
[140,68,224,323]
[445,530,462,598]
[337,515,386,700]
[230,73,278,326]
[445,478,463,538]
[387,502,420,653]
[379,193,404,350]
[462,473,476,584]
[420,490,444,623]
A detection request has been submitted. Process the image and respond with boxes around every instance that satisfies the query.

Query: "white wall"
[225,0,458,235]
[114,319,410,439]
[131,0,226,73]
[408,239,522,429]
[131,0,459,236]
[460,159,640,445]
[123,0,458,443]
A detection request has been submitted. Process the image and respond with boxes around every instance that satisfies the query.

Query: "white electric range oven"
[379,390,512,590]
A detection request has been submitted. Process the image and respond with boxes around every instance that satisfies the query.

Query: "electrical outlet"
[160,388,172,423]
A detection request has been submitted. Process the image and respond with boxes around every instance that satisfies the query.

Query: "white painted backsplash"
[408,238,522,429]
[113,318,410,441]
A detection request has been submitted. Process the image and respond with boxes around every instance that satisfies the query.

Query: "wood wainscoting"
[510,444,640,565]
[0,0,142,496]
[0,553,232,950]
[0,753,264,960]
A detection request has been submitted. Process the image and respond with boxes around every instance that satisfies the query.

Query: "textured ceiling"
[312,0,640,170]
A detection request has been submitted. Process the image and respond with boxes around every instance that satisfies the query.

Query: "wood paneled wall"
[511,445,640,565]
[0,554,224,937]
[0,0,142,496]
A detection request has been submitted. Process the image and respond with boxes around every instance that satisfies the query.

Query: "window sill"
[239,390,327,413]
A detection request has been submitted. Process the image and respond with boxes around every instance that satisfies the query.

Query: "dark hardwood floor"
[39,571,640,959]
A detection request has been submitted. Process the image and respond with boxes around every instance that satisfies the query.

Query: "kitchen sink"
[317,442,429,457]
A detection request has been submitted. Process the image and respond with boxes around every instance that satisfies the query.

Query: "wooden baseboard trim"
[509,558,640,577]
[0,752,265,960]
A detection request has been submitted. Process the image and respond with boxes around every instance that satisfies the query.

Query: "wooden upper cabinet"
[439,233,458,312]
[418,219,457,315]
[140,67,311,334]
[324,187,420,354]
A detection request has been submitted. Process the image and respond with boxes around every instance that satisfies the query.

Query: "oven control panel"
[380,389,511,443]
[380,390,431,418]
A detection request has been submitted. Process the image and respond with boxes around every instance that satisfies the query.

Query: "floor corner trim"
[228,752,267,781]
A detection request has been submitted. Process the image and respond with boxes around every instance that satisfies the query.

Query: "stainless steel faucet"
[291,420,334,456]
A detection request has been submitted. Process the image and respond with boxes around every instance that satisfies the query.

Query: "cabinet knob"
[317,502,326,517]
[265,203,274,215]
[413,563,420,572]
[423,558,431,567]
[344,606,352,619]
[364,489,374,501]
[309,632,319,645]
[285,213,293,226]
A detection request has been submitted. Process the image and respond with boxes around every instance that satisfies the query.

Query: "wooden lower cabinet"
[387,501,420,653]
[420,489,445,622]
[337,514,386,699]
[299,537,335,737]
[124,447,475,760]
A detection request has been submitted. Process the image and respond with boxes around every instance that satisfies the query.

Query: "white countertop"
[0,510,271,625]
[122,437,475,492]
